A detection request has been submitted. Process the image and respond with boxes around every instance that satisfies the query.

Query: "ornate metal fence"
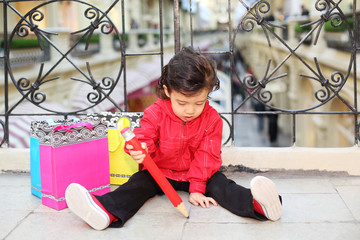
[0,0,359,148]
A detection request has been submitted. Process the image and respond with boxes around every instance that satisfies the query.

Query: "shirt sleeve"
[187,114,223,194]
[125,106,160,156]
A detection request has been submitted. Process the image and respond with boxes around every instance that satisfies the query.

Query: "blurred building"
[1,0,359,150]
[235,0,358,147]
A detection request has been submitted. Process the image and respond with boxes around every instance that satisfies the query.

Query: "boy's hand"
[126,143,148,164]
[189,192,218,208]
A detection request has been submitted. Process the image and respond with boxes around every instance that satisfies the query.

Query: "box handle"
[52,122,93,133]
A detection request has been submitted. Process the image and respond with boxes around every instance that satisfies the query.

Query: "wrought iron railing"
[0,0,359,148]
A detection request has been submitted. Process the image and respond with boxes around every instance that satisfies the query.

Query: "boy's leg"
[95,170,162,227]
[250,176,282,221]
[205,172,281,221]
[205,172,261,219]
[65,183,116,230]
[66,170,161,229]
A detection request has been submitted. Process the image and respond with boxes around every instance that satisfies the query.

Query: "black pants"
[96,170,267,227]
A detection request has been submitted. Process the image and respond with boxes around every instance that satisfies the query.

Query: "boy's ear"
[163,85,170,98]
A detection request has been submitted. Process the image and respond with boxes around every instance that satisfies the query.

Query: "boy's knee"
[206,172,228,194]
[129,171,159,191]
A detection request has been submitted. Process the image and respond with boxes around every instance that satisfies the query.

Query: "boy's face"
[164,86,209,123]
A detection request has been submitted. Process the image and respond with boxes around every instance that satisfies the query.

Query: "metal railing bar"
[292,113,296,145]
[125,52,163,56]
[5,113,83,117]
[201,51,231,55]
[121,0,127,112]
[4,113,95,118]
[2,0,9,147]
[158,0,164,69]
[189,0,194,48]
[352,0,359,144]
[228,0,235,143]
[173,0,180,53]
[222,111,358,115]
[4,0,35,2]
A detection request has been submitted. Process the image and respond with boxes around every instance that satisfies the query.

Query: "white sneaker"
[65,183,110,230]
[250,176,282,221]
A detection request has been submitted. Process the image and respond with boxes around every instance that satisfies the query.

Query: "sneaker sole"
[250,176,282,221]
[65,183,110,230]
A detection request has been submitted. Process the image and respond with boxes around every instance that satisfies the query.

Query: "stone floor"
[1,170,360,240]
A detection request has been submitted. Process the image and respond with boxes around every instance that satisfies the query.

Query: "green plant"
[77,34,100,43]
[294,23,311,33]
[114,33,129,41]
[324,17,353,32]
[1,38,46,49]
[138,33,147,40]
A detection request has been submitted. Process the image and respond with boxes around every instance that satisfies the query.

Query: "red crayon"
[121,127,189,218]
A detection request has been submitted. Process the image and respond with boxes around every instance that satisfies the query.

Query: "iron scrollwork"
[239,0,285,47]
[243,59,287,104]
[6,1,124,114]
[232,0,353,113]
[15,9,57,50]
[1,0,358,147]
[0,119,6,147]
[300,57,346,103]
[71,62,116,105]
[72,6,114,51]
[15,63,60,105]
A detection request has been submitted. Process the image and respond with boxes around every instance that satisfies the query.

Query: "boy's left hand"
[189,192,218,208]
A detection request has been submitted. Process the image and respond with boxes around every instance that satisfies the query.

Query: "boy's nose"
[185,107,194,114]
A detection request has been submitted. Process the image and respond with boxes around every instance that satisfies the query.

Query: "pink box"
[39,120,110,210]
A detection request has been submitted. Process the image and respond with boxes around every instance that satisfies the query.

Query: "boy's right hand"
[126,143,148,164]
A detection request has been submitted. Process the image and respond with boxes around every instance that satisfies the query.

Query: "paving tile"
[280,193,355,223]
[182,222,360,240]
[0,185,41,211]
[188,203,255,224]
[0,210,33,240]
[33,203,72,213]
[267,178,336,194]
[5,211,115,240]
[0,172,31,186]
[336,186,360,221]
[330,177,360,186]
[118,212,186,240]
[6,211,186,240]
[233,177,336,194]
[2,172,360,240]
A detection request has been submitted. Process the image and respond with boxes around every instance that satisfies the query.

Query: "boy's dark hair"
[157,46,220,99]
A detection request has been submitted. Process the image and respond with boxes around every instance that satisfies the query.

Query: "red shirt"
[133,98,223,194]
